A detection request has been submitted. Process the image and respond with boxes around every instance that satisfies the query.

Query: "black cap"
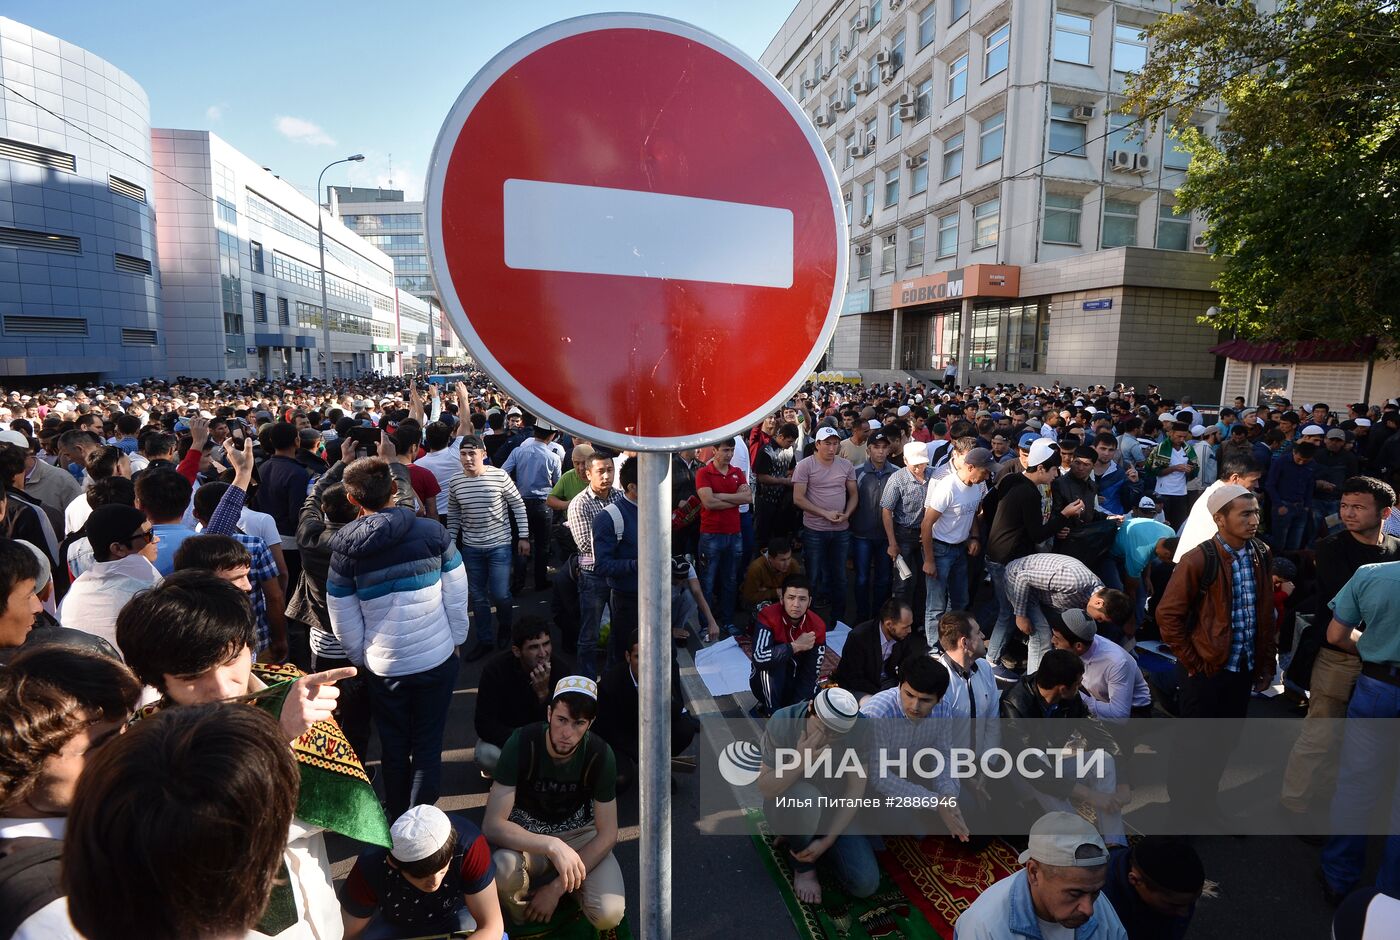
[869,429,891,445]
[86,505,149,560]
[458,434,485,451]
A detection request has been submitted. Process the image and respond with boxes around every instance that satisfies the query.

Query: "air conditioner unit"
[814,110,831,126]
[890,0,904,8]
[854,244,871,255]
[1192,234,1210,250]
[849,140,872,158]
[821,67,832,80]
[884,234,898,246]
[881,65,897,83]
[904,153,928,169]
[838,45,850,59]
[852,79,871,95]
[898,89,916,107]
[860,213,873,226]
[899,102,918,119]
[831,98,848,112]
[1070,104,1096,121]
[804,77,817,89]
[1133,153,1154,174]
[875,48,892,65]
[854,13,870,32]
[1110,149,1134,171]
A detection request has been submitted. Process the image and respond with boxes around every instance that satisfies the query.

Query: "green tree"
[1123,0,1399,344]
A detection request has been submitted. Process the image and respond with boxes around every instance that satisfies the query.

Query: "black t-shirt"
[753,443,796,507]
[340,813,495,931]
[496,722,617,834]
[1316,531,1400,652]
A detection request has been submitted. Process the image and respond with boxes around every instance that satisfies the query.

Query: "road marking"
[503,179,794,288]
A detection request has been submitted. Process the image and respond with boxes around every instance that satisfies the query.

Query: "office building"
[330,185,462,368]
[762,0,1234,397]
[0,17,162,383]
[153,132,402,380]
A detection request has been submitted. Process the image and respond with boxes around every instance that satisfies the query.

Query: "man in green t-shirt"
[546,445,594,558]
[483,675,625,930]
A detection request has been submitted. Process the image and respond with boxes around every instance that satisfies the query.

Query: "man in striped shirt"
[566,452,621,677]
[446,435,528,661]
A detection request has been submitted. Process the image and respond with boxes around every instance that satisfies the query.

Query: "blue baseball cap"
[1018,431,1040,450]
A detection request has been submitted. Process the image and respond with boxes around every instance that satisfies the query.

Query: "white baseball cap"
[815,426,841,442]
[903,441,930,465]
[390,804,452,863]
[1026,438,1058,466]
[1018,811,1109,867]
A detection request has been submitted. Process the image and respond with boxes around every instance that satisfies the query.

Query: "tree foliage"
[1123,0,1399,344]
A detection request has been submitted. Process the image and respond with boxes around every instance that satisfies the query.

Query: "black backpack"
[0,837,63,938]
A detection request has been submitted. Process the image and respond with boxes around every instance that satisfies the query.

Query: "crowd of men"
[1,371,1399,938]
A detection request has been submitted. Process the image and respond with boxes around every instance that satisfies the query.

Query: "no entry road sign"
[426,13,847,451]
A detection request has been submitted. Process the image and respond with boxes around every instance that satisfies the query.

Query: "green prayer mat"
[745,809,944,940]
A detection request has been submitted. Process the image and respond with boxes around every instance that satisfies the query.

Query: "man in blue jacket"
[592,456,639,674]
[1265,441,1318,551]
[329,456,471,820]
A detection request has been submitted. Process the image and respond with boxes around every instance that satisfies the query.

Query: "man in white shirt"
[920,448,992,635]
[58,504,162,652]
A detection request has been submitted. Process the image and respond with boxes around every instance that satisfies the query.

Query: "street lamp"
[317,154,365,384]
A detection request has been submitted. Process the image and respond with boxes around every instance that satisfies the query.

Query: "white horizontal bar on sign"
[503,179,794,289]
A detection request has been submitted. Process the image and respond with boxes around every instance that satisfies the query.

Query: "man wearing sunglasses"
[57,504,160,654]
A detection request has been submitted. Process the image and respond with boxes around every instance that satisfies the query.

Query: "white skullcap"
[390,804,452,863]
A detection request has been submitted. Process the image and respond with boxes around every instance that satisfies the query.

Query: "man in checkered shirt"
[1003,552,1105,673]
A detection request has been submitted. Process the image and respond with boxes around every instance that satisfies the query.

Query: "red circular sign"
[426,14,846,451]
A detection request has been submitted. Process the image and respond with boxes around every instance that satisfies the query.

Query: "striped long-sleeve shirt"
[1004,552,1103,618]
[444,467,527,549]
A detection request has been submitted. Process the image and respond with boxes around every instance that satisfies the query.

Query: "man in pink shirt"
[792,427,858,625]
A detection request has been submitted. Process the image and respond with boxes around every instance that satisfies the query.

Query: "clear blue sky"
[5,1,796,201]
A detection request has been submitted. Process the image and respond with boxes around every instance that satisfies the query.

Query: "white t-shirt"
[731,436,751,514]
[63,491,91,537]
[924,472,986,543]
[1155,446,1189,496]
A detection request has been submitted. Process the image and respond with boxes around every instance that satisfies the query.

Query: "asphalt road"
[320,585,1354,939]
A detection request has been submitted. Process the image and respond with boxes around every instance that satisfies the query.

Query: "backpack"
[1187,537,1271,633]
[0,837,63,938]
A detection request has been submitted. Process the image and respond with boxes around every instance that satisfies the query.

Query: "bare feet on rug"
[793,867,822,905]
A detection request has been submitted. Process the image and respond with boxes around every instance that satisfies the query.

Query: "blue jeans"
[984,559,1015,663]
[851,535,893,624]
[1322,674,1400,895]
[1273,503,1309,552]
[366,652,460,820]
[576,569,609,677]
[768,782,880,898]
[739,509,756,572]
[462,543,513,646]
[802,528,852,625]
[699,532,743,628]
[923,540,968,641]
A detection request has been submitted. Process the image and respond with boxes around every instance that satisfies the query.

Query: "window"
[862,181,876,218]
[1054,12,1092,65]
[978,111,1006,164]
[942,132,965,181]
[884,166,900,207]
[844,193,853,227]
[830,33,841,66]
[881,234,897,273]
[973,197,1000,249]
[969,302,1046,372]
[951,0,969,22]
[250,241,264,274]
[858,246,872,279]
[984,24,1010,79]
[865,116,878,147]
[1049,103,1088,156]
[848,77,858,108]
[1109,114,1144,154]
[889,102,904,139]
[1164,126,1193,170]
[845,132,856,168]
[892,30,906,71]
[1102,199,1139,248]
[937,212,959,257]
[869,58,880,89]
[908,223,926,265]
[915,77,933,122]
[1157,203,1191,250]
[871,0,882,26]
[253,291,268,323]
[278,297,291,326]
[948,54,968,103]
[814,53,824,80]
[911,151,930,194]
[1043,192,1083,245]
[1113,24,1147,74]
[919,5,936,48]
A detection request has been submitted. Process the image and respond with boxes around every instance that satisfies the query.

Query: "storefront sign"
[841,289,872,315]
[1082,298,1113,311]
[893,264,1020,307]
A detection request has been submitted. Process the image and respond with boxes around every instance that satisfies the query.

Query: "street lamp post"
[317,154,365,384]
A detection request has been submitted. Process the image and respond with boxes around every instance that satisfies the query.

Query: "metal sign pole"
[637,450,673,940]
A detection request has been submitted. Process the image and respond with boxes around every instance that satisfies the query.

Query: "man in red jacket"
[750,574,827,713]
